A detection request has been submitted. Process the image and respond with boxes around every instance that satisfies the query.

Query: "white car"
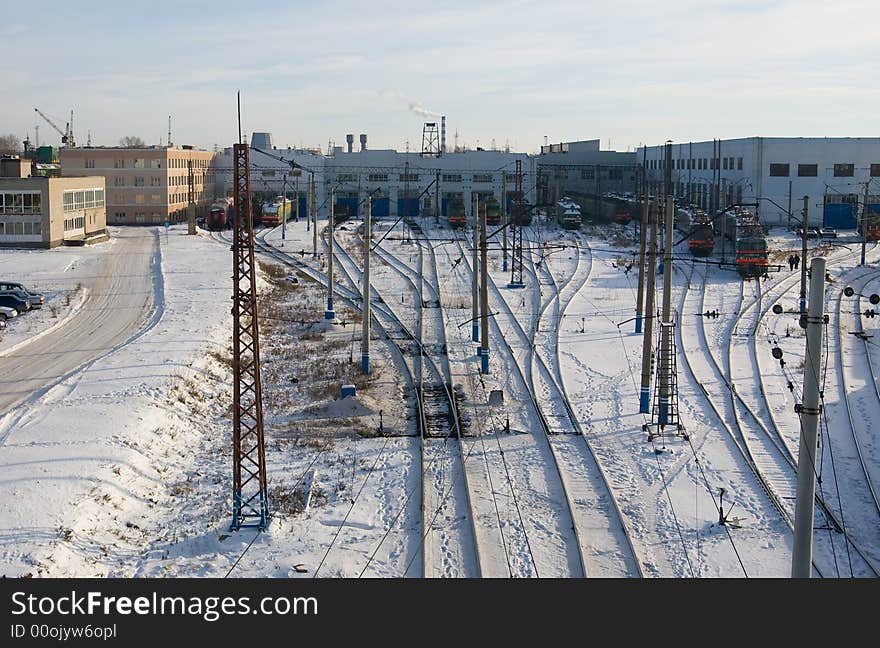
[0,305,18,322]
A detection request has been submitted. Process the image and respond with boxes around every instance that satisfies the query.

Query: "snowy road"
[0,230,158,426]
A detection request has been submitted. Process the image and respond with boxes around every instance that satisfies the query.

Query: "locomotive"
[447,197,467,228]
[333,200,351,225]
[556,197,582,229]
[723,207,769,278]
[688,209,715,257]
[485,197,502,226]
[261,196,292,228]
[866,213,880,241]
[206,197,234,231]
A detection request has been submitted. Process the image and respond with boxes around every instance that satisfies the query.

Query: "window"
[472,174,492,183]
[150,159,162,169]
[85,190,95,208]
[135,213,145,223]
[337,173,357,182]
[85,159,95,168]
[133,158,145,169]
[737,157,743,170]
[115,212,125,222]
[834,163,854,177]
[581,168,595,180]
[798,164,818,177]
[151,194,162,204]
[608,168,623,181]
[769,163,790,177]
[33,221,41,235]
[723,157,728,170]
[63,192,74,211]
[13,222,23,235]
[262,170,276,178]
[74,191,85,209]
[135,176,145,187]
[23,222,33,235]
[136,194,145,204]
[114,176,124,187]
[22,193,33,214]
[114,159,125,169]
[367,173,388,182]
[399,173,419,182]
[442,174,462,183]
[871,164,880,177]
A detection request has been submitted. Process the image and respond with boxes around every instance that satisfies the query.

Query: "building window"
[798,164,818,177]
[722,158,728,170]
[581,168,595,180]
[442,174,462,183]
[115,212,125,222]
[134,158,145,169]
[336,173,357,182]
[85,159,95,168]
[834,163,854,177]
[769,163,790,177]
[367,173,388,182]
[472,174,493,183]
[399,173,419,182]
[737,158,743,170]
[262,170,276,178]
[870,164,880,177]
[151,159,162,169]
[135,213,145,223]
[135,176,145,187]
[33,221,41,235]
[114,159,125,169]
[114,176,124,187]
[608,168,623,181]
[136,194,145,204]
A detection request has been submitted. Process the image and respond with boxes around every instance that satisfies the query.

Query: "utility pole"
[788,180,793,231]
[472,193,480,343]
[435,170,440,225]
[362,196,371,374]
[861,181,870,266]
[509,160,525,288]
[791,256,827,578]
[480,195,490,373]
[639,200,659,413]
[294,174,300,223]
[635,184,649,334]
[658,195,674,424]
[800,196,809,316]
[311,174,318,258]
[187,157,196,234]
[501,172,508,272]
[325,189,336,320]
[281,173,287,246]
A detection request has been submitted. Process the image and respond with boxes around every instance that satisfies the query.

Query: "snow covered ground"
[2,215,878,578]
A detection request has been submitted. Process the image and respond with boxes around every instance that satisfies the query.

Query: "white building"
[636,137,880,229]
[212,132,536,222]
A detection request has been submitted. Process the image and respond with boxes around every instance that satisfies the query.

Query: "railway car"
[556,198,582,229]
[206,197,233,231]
[261,196,292,228]
[723,207,768,278]
[485,197,502,226]
[866,213,880,241]
[447,197,467,228]
[511,201,533,226]
[613,210,632,225]
[688,209,714,257]
[333,201,350,225]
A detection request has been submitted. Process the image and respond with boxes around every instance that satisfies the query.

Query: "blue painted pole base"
[635,314,643,334]
[481,350,490,374]
[472,322,479,342]
[325,298,335,320]
[659,399,669,425]
[507,281,525,289]
[639,386,651,414]
[362,352,370,374]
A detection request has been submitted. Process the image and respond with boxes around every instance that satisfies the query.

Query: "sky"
[2,0,879,154]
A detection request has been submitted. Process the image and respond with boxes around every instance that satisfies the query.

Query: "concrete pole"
[635,185,649,333]
[502,174,508,272]
[639,200,659,413]
[658,196,675,424]
[325,189,336,320]
[472,193,480,343]
[791,255,827,578]
[435,171,440,225]
[362,197,371,374]
[294,174,300,223]
[800,196,809,315]
[480,196,490,373]
[281,173,287,246]
[311,175,318,258]
[861,182,869,267]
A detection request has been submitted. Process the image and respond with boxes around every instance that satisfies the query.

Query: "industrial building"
[60,146,216,225]
[0,156,107,248]
[213,130,540,222]
[637,137,880,229]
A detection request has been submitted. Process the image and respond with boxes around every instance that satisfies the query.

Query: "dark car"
[819,227,838,238]
[796,227,820,239]
[0,292,31,313]
[0,282,45,309]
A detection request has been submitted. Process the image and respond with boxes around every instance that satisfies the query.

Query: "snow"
[2,215,879,578]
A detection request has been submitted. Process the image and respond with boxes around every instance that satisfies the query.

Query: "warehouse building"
[60,145,216,225]
[537,139,637,205]
[637,137,880,228]
[0,156,107,248]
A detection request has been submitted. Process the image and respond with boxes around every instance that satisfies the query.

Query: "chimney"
[346,134,353,153]
[359,134,367,151]
[441,116,446,154]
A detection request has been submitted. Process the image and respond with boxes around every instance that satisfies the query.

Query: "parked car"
[819,227,838,238]
[0,292,31,313]
[796,227,820,239]
[0,305,17,321]
[0,282,45,309]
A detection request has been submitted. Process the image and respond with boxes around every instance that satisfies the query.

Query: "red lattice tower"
[509,159,525,288]
[231,142,269,530]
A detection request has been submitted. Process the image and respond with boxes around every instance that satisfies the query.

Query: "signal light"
[865,309,877,319]
[772,346,784,360]
[772,304,783,315]
[703,309,719,319]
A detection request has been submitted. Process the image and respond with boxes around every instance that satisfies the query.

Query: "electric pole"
[472,193,480,343]
[325,189,336,320]
[480,195,490,373]
[639,200,659,413]
[791,256,827,578]
[800,196,809,315]
[635,184,649,333]
[311,174,318,258]
[658,195,674,423]
[501,172,508,273]
[861,181,870,266]
[362,196,371,374]
[281,173,287,246]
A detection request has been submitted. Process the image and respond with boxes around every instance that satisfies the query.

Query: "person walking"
[794,254,800,270]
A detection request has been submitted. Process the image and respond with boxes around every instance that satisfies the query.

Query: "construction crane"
[34,108,76,148]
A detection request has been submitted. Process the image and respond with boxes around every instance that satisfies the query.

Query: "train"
[723,207,769,278]
[866,213,880,241]
[261,196,292,228]
[206,197,234,231]
[485,198,501,226]
[613,209,633,225]
[333,200,350,225]
[447,197,467,228]
[556,197,582,229]
[688,209,715,257]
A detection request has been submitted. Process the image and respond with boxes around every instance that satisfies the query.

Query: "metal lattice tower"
[231,142,270,530]
[508,159,525,288]
[645,311,686,442]
[421,122,440,158]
